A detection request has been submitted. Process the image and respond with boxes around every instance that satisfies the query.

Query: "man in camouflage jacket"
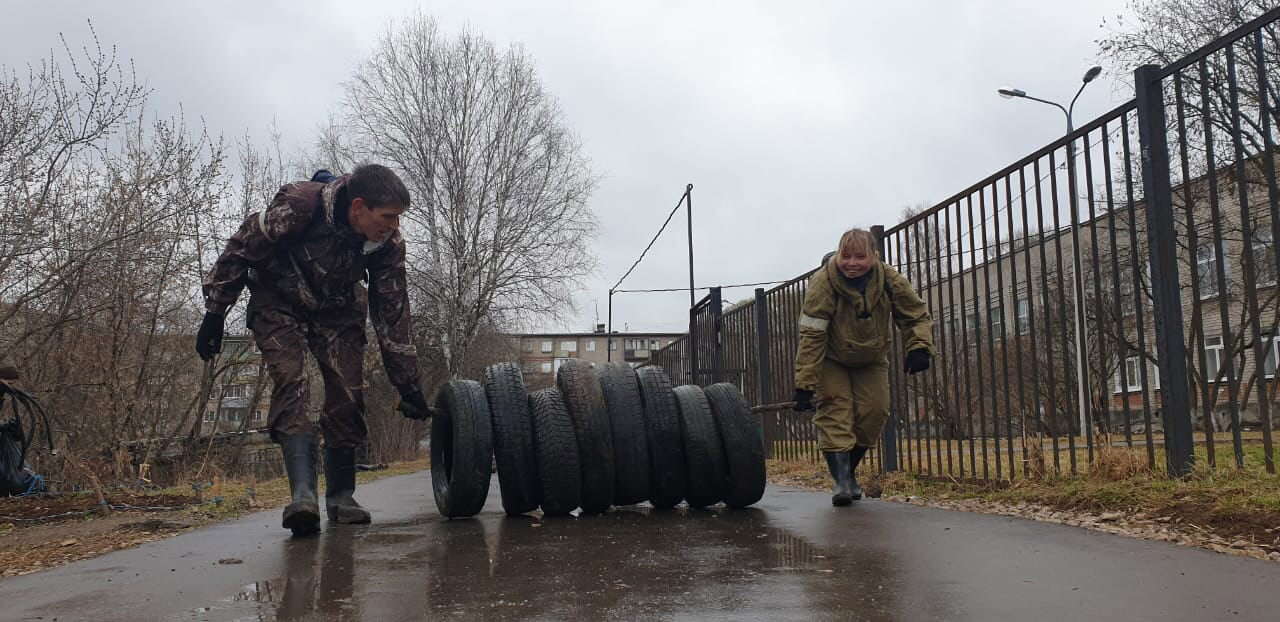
[198,164,430,535]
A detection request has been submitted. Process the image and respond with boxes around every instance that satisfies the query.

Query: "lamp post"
[998,65,1102,439]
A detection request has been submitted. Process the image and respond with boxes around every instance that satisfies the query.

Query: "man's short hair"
[348,164,411,209]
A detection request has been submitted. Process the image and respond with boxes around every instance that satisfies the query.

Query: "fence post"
[754,287,773,459]
[873,225,899,472]
[1134,63,1194,478]
[688,305,699,386]
[710,287,725,384]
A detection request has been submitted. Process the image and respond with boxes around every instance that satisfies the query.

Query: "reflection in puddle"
[206,508,883,620]
[234,578,284,603]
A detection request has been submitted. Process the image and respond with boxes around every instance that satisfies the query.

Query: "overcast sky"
[4,0,1135,334]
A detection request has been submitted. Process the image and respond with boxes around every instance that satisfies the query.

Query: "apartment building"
[201,334,271,435]
[512,325,684,383]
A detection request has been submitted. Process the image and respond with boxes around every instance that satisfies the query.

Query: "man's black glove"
[793,388,816,412]
[397,388,433,420]
[904,348,931,374]
[195,312,225,361]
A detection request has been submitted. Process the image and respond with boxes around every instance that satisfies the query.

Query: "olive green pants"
[813,357,889,451]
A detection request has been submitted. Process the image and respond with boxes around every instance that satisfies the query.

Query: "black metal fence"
[650,6,1280,480]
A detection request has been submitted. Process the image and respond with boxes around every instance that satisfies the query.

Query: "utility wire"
[614,279,789,294]
[610,187,691,292]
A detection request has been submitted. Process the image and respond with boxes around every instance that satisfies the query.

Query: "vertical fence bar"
[1049,150,1080,474]
[980,184,1001,480]
[1082,129,1103,464]
[1197,57,1243,468]
[1227,44,1275,474]
[1121,111,1158,468]
[873,225,899,472]
[1173,71,1216,467]
[755,287,772,460]
[966,195,987,479]
[928,212,942,474]
[941,209,959,476]
[1136,63,1195,478]
[1003,174,1022,480]
[1257,26,1280,473]
[958,197,978,477]
[1102,125,1135,450]
[1033,157,1064,473]
[711,287,724,385]
[1021,165,1046,478]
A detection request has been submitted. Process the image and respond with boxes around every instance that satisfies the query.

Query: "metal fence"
[649,6,1280,480]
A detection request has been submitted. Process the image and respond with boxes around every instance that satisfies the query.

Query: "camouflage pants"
[813,357,889,451]
[248,302,367,449]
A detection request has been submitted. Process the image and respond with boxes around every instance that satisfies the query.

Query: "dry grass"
[767,443,1280,554]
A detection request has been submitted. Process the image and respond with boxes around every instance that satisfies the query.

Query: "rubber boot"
[280,434,321,536]
[324,446,371,524]
[824,451,853,506]
[849,446,869,501]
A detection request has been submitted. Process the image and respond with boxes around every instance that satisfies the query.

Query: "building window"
[541,341,553,353]
[522,341,534,353]
[223,384,250,398]
[650,339,659,350]
[989,304,1002,340]
[1204,335,1225,382]
[609,340,617,351]
[204,410,217,423]
[540,362,553,374]
[1264,334,1279,379]
[1116,356,1143,393]
[253,410,265,424]
[1251,226,1276,287]
[1197,240,1229,300]
[586,340,596,352]
[561,341,577,353]
[521,362,535,373]
[966,307,981,344]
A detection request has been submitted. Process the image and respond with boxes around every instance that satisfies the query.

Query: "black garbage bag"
[1,385,51,497]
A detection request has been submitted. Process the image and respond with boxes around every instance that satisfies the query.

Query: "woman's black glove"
[793,388,816,412]
[904,349,931,374]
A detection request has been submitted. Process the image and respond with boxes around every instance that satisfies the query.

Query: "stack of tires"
[430,360,767,518]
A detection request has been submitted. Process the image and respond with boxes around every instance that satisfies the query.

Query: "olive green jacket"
[793,259,934,391]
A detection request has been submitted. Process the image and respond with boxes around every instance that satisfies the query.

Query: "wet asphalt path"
[3,471,1277,621]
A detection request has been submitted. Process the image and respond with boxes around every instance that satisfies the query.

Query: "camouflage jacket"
[202,177,419,391]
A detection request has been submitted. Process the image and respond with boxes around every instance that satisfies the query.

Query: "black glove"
[904,348,931,374]
[793,388,816,412]
[397,388,432,420]
[195,312,225,361]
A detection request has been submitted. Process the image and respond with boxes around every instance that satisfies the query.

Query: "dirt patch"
[0,491,201,523]
[1,459,429,577]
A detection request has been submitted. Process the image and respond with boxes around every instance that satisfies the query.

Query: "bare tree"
[333,13,597,377]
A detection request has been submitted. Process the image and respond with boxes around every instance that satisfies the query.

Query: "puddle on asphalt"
[193,508,884,620]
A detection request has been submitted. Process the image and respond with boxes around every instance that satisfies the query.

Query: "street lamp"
[999,65,1102,439]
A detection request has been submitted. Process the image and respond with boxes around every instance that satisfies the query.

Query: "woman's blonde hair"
[837,228,879,259]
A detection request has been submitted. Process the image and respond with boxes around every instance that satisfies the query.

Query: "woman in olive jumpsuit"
[793,228,934,505]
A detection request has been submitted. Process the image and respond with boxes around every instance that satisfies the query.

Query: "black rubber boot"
[849,446,869,501]
[824,452,853,506]
[280,434,321,536]
[324,446,371,524]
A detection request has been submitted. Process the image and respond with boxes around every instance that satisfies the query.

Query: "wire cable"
[610,186,691,292]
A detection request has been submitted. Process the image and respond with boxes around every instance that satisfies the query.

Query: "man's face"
[836,246,874,279]
[350,198,406,243]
